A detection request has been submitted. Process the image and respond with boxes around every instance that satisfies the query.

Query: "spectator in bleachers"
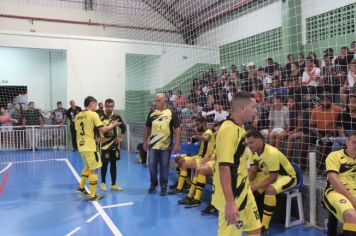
[168,90,177,104]
[285,54,295,78]
[96,102,104,116]
[334,91,356,151]
[286,62,308,105]
[284,96,300,156]
[240,63,248,80]
[11,103,24,149]
[322,54,340,102]
[334,47,350,75]
[274,66,286,87]
[350,41,356,59]
[51,101,66,125]
[309,93,342,174]
[308,51,317,60]
[0,107,18,148]
[230,64,239,82]
[268,94,289,150]
[228,87,237,104]
[265,57,276,76]
[321,48,336,67]
[302,56,323,95]
[254,92,269,132]
[175,90,185,110]
[66,100,82,151]
[187,89,196,104]
[340,59,356,106]
[258,67,272,90]
[23,102,43,150]
[194,88,206,108]
[5,102,14,116]
[265,75,288,101]
[213,103,229,125]
[297,53,306,75]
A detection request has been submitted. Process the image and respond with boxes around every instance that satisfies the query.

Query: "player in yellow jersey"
[246,129,297,234]
[212,91,261,236]
[97,98,126,192]
[168,116,215,197]
[323,131,356,236]
[177,151,216,208]
[75,96,121,201]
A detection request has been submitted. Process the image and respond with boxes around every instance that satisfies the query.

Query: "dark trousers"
[101,157,117,185]
[70,124,77,150]
[148,149,170,187]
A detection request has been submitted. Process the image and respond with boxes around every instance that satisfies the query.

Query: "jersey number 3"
[80,122,85,135]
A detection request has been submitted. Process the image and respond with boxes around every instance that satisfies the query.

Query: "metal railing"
[0,125,66,151]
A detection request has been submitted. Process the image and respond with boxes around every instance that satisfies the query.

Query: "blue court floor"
[0,150,325,236]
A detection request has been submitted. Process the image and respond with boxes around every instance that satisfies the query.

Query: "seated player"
[246,129,297,234]
[177,152,216,208]
[168,116,215,195]
[323,131,356,236]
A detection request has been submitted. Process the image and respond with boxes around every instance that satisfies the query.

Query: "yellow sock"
[194,174,206,201]
[343,223,356,235]
[89,173,98,197]
[80,167,89,189]
[177,170,188,190]
[262,195,276,229]
[187,176,197,198]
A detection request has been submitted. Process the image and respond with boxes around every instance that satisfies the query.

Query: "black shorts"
[101,149,120,161]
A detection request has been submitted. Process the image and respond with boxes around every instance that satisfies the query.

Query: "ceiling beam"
[141,0,188,31]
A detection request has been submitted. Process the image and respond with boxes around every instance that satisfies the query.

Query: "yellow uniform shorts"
[252,172,297,194]
[323,189,356,223]
[182,155,201,168]
[218,190,261,235]
[80,151,102,170]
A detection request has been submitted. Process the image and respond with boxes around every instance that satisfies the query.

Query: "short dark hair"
[348,131,356,140]
[57,101,62,105]
[196,116,207,124]
[28,101,34,105]
[84,96,97,107]
[105,98,114,104]
[246,129,264,140]
[232,91,255,111]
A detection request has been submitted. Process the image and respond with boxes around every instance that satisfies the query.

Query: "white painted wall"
[0,1,184,44]
[0,30,218,110]
[0,47,66,111]
[301,0,356,44]
[196,1,282,47]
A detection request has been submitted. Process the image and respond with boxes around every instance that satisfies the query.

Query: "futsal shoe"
[261,226,269,236]
[87,194,104,201]
[160,186,168,196]
[169,181,178,189]
[201,204,217,215]
[185,199,201,208]
[76,187,89,197]
[177,196,192,205]
[148,183,157,193]
[168,189,183,195]
[111,185,123,191]
[101,183,107,191]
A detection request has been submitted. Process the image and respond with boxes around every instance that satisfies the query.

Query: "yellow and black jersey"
[251,144,296,178]
[324,149,356,192]
[99,112,126,151]
[145,108,180,150]
[197,128,215,157]
[212,119,251,212]
[75,110,104,152]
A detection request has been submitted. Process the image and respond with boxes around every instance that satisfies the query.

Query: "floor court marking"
[2,158,123,236]
[86,202,134,223]
[63,159,123,236]
[65,227,81,236]
[0,163,12,174]
[0,158,66,165]
[0,173,9,195]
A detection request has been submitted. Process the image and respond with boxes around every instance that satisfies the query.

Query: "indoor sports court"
[0,0,355,235]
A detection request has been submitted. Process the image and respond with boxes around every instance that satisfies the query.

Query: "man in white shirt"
[213,103,229,124]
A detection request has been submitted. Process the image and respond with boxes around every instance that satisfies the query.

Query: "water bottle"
[324,219,328,234]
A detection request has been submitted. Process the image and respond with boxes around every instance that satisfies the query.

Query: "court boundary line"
[63,159,123,236]
[2,158,123,236]
[65,226,81,236]
[86,202,134,223]
[0,163,12,174]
